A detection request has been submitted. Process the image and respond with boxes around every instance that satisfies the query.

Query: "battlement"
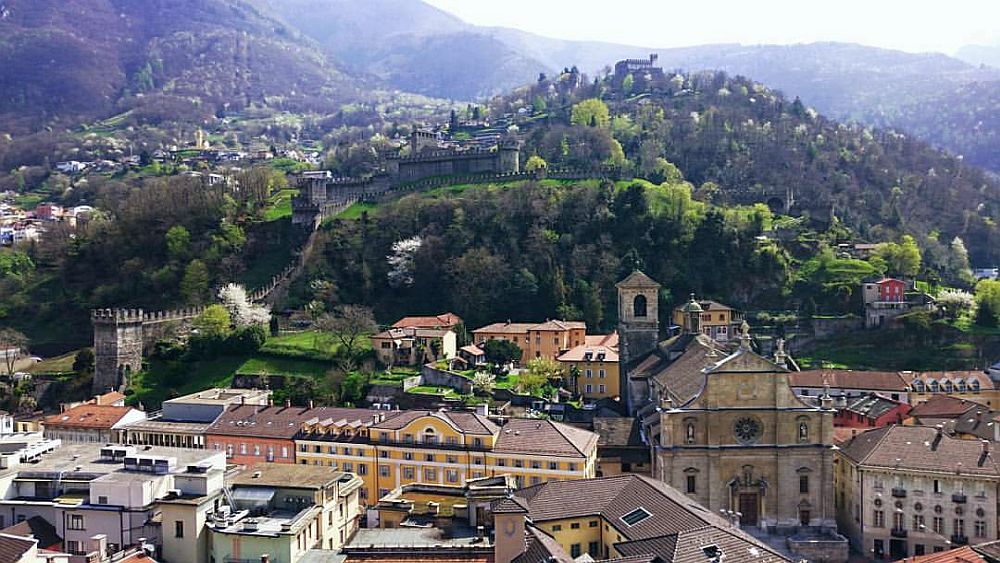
[91,308,146,323]
[142,307,205,324]
[392,147,500,163]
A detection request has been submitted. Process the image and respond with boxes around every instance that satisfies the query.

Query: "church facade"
[617,271,846,558]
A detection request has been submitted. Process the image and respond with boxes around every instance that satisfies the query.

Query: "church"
[616,271,846,557]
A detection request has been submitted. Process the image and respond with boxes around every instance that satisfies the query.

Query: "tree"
[571,98,611,128]
[948,237,975,286]
[193,305,232,339]
[180,259,211,304]
[622,73,635,95]
[936,290,975,321]
[472,371,496,395]
[483,339,522,368]
[525,358,563,383]
[975,280,1000,327]
[319,305,377,358]
[219,283,271,327]
[165,225,191,262]
[875,235,921,278]
[72,348,95,375]
[525,155,547,173]
[387,236,422,288]
[0,328,27,376]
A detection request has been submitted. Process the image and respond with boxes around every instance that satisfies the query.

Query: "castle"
[292,130,521,226]
[613,53,666,87]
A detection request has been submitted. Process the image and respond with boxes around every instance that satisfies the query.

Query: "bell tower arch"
[616,271,661,412]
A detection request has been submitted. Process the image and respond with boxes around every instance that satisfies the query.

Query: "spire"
[739,320,752,351]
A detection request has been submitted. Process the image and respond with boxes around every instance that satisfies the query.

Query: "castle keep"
[292,131,521,225]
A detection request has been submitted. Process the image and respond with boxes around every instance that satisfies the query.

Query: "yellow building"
[556,333,620,400]
[903,370,1000,408]
[472,320,587,363]
[670,298,742,342]
[294,410,598,505]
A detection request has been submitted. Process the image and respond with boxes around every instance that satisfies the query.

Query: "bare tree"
[0,328,28,376]
[317,305,377,358]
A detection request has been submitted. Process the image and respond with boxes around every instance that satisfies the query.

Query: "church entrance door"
[739,493,759,526]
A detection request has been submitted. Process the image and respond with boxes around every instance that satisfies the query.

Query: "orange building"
[472,319,586,363]
[204,404,386,465]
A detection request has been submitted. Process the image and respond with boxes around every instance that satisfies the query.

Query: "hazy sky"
[423,0,999,55]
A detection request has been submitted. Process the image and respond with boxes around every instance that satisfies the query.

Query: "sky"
[423,0,1000,55]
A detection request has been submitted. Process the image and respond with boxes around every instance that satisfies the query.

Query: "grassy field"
[27,351,78,375]
[236,356,330,378]
[129,355,248,407]
[796,329,988,371]
[337,202,378,220]
[262,189,299,222]
[261,331,343,360]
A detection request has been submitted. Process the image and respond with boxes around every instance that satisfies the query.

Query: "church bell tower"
[617,271,661,412]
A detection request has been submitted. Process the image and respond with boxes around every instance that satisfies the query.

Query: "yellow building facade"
[556,333,621,400]
[294,410,598,505]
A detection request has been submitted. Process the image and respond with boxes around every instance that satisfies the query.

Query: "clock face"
[733,417,762,445]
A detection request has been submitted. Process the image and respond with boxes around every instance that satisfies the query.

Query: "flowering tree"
[387,236,422,288]
[219,283,271,327]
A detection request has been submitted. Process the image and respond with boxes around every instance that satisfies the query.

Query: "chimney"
[240,396,245,406]
[308,400,314,410]
[285,399,291,408]
[983,440,990,456]
[261,555,270,563]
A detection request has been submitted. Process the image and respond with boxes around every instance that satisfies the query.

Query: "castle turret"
[92,309,145,394]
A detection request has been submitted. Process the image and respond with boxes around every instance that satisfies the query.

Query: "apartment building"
[41,405,146,444]
[472,319,586,363]
[556,333,620,399]
[294,410,598,505]
[121,388,271,449]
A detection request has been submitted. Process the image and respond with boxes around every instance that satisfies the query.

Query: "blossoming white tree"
[219,283,271,327]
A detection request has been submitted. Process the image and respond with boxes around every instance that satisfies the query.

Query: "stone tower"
[616,271,661,411]
[92,309,145,394]
[497,137,521,173]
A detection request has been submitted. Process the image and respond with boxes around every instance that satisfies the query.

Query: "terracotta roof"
[514,526,573,563]
[207,406,389,439]
[527,320,586,332]
[232,464,352,490]
[614,526,788,562]
[899,545,984,562]
[371,410,499,436]
[672,300,733,313]
[94,391,126,405]
[459,344,484,356]
[630,333,732,405]
[509,475,786,562]
[616,271,661,289]
[839,425,1000,476]
[0,517,60,549]
[903,370,995,390]
[43,404,137,430]
[557,334,619,363]
[473,322,536,335]
[909,395,986,420]
[949,408,998,441]
[788,370,908,392]
[972,539,1000,559]
[495,418,598,458]
[0,534,36,563]
[392,313,462,329]
[372,327,452,340]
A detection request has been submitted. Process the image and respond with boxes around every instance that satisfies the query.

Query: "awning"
[231,488,275,503]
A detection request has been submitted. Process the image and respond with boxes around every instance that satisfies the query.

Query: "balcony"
[890,528,908,538]
[951,534,969,545]
[952,493,967,504]
[891,487,907,498]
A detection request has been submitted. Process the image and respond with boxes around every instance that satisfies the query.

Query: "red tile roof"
[557,333,619,362]
[839,425,1000,476]
[392,313,463,329]
[788,370,908,392]
[43,404,137,430]
[494,418,598,458]
[898,545,983,562]
[207,406,390,439]
[908,395,986,419]
[371,410,499,436]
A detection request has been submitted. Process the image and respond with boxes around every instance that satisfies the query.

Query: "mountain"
[955,44,1000,69]
[0,0,358,131]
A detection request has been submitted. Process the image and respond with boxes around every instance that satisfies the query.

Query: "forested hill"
[493,71,1000,265]
[0,0,358,132]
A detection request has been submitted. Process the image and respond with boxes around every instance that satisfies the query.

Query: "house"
[863,277,934,329]
[391,313,462,331]
[905,371,1000,408]
[591,417,650,477]
[906,395,987,427]
[472,320,587,363]
[54,162,86,174]
[670,298,743,341]
[456,344,486,368]
[556,333,620,399]
[834,393,911,428]
[370,327,456,367]
[207,465,363,563]
[789,370,910,403]
[42,404,146,444]
[836,425,1000,559]
[492,474,795,563]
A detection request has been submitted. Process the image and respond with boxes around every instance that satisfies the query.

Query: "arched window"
[633,294,648,318]
[423,428,438,445]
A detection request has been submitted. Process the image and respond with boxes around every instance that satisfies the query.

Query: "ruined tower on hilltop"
[91,309,144,394]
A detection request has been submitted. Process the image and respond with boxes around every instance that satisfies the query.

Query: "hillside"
[0,0,358,131]
[956,44,1000,68]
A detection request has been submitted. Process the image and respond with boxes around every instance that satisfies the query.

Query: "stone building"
[617,272,846,561]
[836,425,1000,559]
[615,270,661,412]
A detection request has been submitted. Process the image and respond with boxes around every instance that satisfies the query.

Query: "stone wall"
[419,365,473,394]
[786,532,850,563]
